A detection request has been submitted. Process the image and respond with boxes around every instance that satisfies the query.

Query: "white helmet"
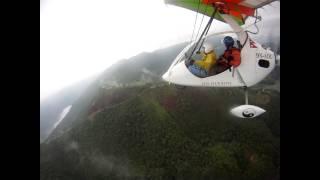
[203,43,214,53]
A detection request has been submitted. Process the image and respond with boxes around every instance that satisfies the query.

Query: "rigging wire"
[194,5,208,42]
[197,10,215,52]
[240,9,261,48]
[245,9,260,35]
[188,6,218,61]
[189,0,201,44]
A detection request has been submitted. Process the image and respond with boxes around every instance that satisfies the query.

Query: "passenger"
[217,36,241,73]
[188,43,217,78]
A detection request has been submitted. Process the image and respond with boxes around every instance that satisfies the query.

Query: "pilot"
[217,36,241,73]
[188,43,217,77]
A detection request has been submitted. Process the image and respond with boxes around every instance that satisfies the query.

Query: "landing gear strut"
[230,86,266,118]
[244,86,248,105]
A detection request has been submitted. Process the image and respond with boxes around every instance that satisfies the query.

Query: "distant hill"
[40,76,96,142]
[99,42,188,86]
[40,42,189,143]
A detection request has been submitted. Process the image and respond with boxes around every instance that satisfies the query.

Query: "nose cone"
[162,71,169,82]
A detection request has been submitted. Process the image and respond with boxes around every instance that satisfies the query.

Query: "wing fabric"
[164,0,277,25]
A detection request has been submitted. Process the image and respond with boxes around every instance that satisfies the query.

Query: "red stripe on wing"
[202,0,255,16]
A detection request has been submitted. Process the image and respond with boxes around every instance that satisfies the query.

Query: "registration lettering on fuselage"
[256,52,273,60]
[202,81,232,87]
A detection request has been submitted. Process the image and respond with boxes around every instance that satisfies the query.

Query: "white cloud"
[40,0,201,100]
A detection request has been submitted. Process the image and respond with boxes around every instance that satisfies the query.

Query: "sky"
[40,0,279,101]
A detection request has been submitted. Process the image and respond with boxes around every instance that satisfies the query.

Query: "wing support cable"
[189,0,201,44]
[187,4,218,61]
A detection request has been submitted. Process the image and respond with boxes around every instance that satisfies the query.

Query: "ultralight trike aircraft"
[162,0,278,118]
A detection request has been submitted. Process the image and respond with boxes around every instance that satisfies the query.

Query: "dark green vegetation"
[41,83,279,180]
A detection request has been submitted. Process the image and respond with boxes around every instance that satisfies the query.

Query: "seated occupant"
[217,36,241,73]
[188,43,217,78]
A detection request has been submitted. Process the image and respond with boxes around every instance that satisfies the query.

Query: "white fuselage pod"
[162,14,275,88]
